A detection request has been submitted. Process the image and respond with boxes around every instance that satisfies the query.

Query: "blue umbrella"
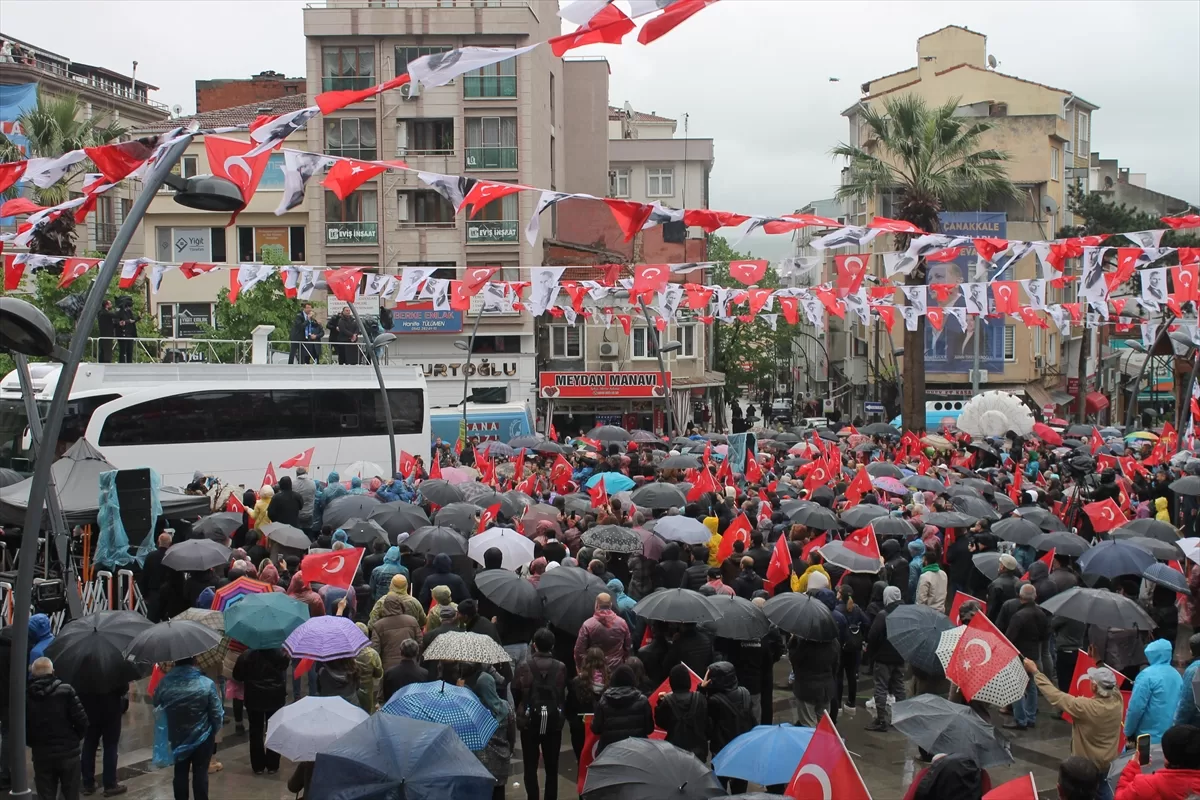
[1143,562,1191,594]
[1078,540,1157,579]
[224,592,309,650]
[712,724,815,786]
[585,472,635,492]
[381,681,498,751]
[311,714,494,800]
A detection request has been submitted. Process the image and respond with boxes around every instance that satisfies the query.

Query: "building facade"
[195,70,305,114]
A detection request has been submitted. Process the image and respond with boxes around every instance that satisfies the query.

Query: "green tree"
[832,94,1018,431]
[0,90,125,257]
[200,246,301,362]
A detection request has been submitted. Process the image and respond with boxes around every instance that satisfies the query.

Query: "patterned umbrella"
[581,525,642,554]
[935,626,1029,707]
[284,616,369,661]
[172,608,228,675]
[211,576,276,612]
[381,680,498,751]
[871,476,909,496]
[422,631,512,665]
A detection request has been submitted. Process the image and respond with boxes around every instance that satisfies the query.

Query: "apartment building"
[839,25,1101,420]
[0,31,169,259]
[300,0,570,411]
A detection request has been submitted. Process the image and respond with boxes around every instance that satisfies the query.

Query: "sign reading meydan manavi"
[539,371,670,398]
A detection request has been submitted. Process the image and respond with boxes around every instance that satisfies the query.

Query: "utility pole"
[1075,319,1090,423]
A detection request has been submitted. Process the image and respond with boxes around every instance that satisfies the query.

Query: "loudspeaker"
[115,468,154,544]
[662,220,686,244]
[33,579,66,614]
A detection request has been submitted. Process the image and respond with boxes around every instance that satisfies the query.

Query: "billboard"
[539,371,670,399]
[0,84,36,227]
[924,212,1007,373]
[390,301,464,333]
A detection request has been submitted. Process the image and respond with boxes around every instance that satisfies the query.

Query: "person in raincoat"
[792,555,829,594]
[1155,497,1172,522]
[353,622,383,712]
[153,657,224,800]
[347,476,368,496]
[314,472,347,529]
[368,574,426,627]
[1176,634,1200,727]
[908,539,927,602]
[250,485,273,532]
[417,553,469,607]
[369,547,407,601]
[28,612,54,667]
[425,585,456,634]
[606,579,637,626]
[286,575,324,619]
[1125,638,1184,745]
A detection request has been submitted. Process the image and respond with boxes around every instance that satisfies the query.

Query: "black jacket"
[682,564,709,592]
[655,691,708,762]
[866,600,904,665]
[97,307,116,338]
[668,626,714,678]
[139,546,169,595]
[1027,561,1058,604]
[746,545,772,579]
[267,490,303,528]
[986,573,1020,621]
[27,675,89,758]
[1005,602,1050,661]
[380,660,429,703]
[703,661,753,755]
[591,685,654,753]
[881,542,910,600]
[715,636,770,695]
[732,567,764,600]
[945,535,974,593]
[461,614,502,645]
[841,572,877,611]
[788,636,839,695]
[232,647,290,712]
[418,554,469,607]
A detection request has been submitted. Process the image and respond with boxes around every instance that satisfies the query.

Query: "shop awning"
[1048,391,1074,406]
[1085,392,1110,414]
[671,371,726,390]
[1025,382,1052,409]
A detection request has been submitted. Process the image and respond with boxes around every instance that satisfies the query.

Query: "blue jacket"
[907,540,926,603]
[153,665,223,766]
[1125,638,1183,743]
[28,613,53,666]
[1176,659,1200,727]
[370,547,409,601]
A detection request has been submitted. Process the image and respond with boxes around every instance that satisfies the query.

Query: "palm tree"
[0,90,126,257]
[833,94,1018,432]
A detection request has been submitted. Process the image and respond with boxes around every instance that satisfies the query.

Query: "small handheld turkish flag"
[843,527,881,561]
[429,458,443,480]
[262,463,277,489]
[765,533,792,592]
[801,533,828,562]
[478,502,501,533]
[784,712,872,800]
[279,447,314,470]
[949,591,987,625]
[398,451,417,479]
[983,773,1038,800]
[717,513,753,562]
[1083,498,1125,533]
[844,468,873,506]
[1090,427,1104,455]
[687,468,719,503]
[744,453,763,484]
[589,479,609,509]
[301,547,364,589]
[804,459,831,495]
[225,494,246,514]
[1021,548,1055,581]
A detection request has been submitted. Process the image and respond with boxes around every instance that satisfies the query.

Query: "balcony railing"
[463,75,516,99]
[465,147,517,170]
[466,219,518,244]
[1,55,168,111]
[325,221,378,245]
[94,222,118,247]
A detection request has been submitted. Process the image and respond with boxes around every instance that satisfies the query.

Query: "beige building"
[0,31,170,259]
[839,25,1099,420]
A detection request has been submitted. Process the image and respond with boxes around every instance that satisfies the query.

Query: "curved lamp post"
[3,133,241,798]
[346,303,398,473]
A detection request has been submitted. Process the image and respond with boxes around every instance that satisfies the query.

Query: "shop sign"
[392,301,463,333]
[411,360,519,379]
[539,371,670,399]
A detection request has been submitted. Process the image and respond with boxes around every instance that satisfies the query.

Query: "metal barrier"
[85,336,392,365]
[116,569,146,615]
[0,582,12,626]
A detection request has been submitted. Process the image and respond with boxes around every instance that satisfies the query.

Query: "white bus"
[0,362,431,487]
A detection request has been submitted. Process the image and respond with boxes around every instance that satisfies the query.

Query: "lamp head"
[0,297,57,358]
[373,332,396,348]
[170,174,245,212]
[453,340,470,351]
[660,340,683,354]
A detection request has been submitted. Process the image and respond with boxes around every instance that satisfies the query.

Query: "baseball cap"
[1085,666,1117,690]
[999,554,1019,572]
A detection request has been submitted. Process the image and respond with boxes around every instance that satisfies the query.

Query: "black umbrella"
[1016,507,1069,532]
[992,517,1043,546]
[339,518,390,546]
[405,525,467,555]
[46,611,151,693]
[1116,518,1179,543]
[0,467,24,488]
[501,491,533,519]
[589,425,632,443]
[370,503,430,539]
[865,462,904,480]
[161,539,230,572]
[891,695,1013,769]
[262,522,311,551]
[630,429,660,443]
[968,441,1000,459]
[630,482,688,510]
[1031,531,1091,556]
[475,569,542,618]
[819,540,883,574]
[509,435,545,449]
[947,485,983,500]
[582,737,724,799]
[323,494,381,530]
[774,432,800,444]
[951,495,1000,522]
[123,619,224,663]
[1170,476,1200,496]
[418,479,466,507]
[1040,587,1156,630]
[861,422,901,437]
[700,595,771,641]
[840,504,889,529]
[582,525,643,554]
[886,604,953,675]
[435,502,482,535]
[660,454,702,470]
[563,493,593,515]
[537,566,606,633]
[1143,563,1190,594]
[923,511,979,528]
[972,552,1003,581]
[533,441,570,455]
[870,517,918,538]
[994,494,1017,516]
[1109,533,1180,561]
[476,441,515,459]
[671,437,697,449]
[192,512,243,541]
[633,588,718,624]
[792,505,840,531]
[1078,541,1157,578]
[763,593,838,641]
[1067,424,1097,437]
[955,478,996,498]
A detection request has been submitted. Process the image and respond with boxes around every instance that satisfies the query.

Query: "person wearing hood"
[881,539,909,599]
[792,553,829,594]
[286,574,324,619]
[916,548,948,612]
[1150,584,1180,648]
[369,574,426,627]
[1176,635,1200,728]
[315,656,360,707]
[591,665,654,753]
[903,753,991,800]
[426,585,456,633]
[788,597,841,728]
[1125,638,1184,745]
[417,553,468,608]
[986,555,1022,622]
[292,467,317,530]
[258,560,285,590]
[834,585,870,721]
[353,623,383,712]
[251,485,273,532]
[606,578,637,623]
[1027,559,1058,604]
[654,662,708,762]
[655,543,688,590]
[1155,496,1171,522]
[28,612,54,668]
[231,645,290,775]
[26,657,89,800]
[370,546,408,602]
[1115,723,1200,800]
[512,628,567,800]
[574,594,632,671]
[369,594,422,671]
[702,661,755,794]
[865,586,907,732]
[907,539,926,602]
[267,476,302,528]
[153,656,223,800]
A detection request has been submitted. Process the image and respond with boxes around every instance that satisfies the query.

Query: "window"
[1048,333,1058,365]
[1004,325,1016,361]
[325,191,378,245]
[1033,326,1042,357]
[169,155,197,180]
[1076,111,1090,156]
[325,118,377,161]
[610,168,630,198]
[395,46,450,78]
[97,388,424,446]
[549,325,582,359]
[94,196,116,246]
[159,303,214,338]
[258,153,287,190]
[397,119,453,156]
[467,194,518,243]
[679,323,696,358]
[236,226,306,262]
[465,117,517,170]
[463,56,516,98]
[322,46,374,91]
[647,168,674,198]
[632,327,659,359]
[397,190,455,226]
[1050,147,1059,181]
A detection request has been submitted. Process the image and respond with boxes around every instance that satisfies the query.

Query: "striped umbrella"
[211,576,276,612]
[381,680,498,751]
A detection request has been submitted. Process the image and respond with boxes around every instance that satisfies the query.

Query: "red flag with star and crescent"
[429,458,443,480]
[589,479,609,509]
[946,612,1021,703]
[716,513,753,563]
[300,547,364,590]
[262,463,277,489]
[843,527,881,561]
[743,452,763,484]
[551,454,574,493]
[804,459,832,495]
[478,502,501,533]
[1083,498,1125,533]
[784,712,872,800]
[844,468,873,506]
[279,447,315,470]
[765,533,792,592]
[801,534,828,562]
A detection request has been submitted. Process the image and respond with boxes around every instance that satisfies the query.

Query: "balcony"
[466,220,518,244]
[465,147,517,171]
[325,221,378,245]
[2,55,168,111]
[463,75,516,99]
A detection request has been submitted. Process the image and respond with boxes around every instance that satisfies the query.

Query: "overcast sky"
[3,0,1197,259]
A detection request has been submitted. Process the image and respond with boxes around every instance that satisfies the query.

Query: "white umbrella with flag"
[936,620,1028,707]
[468,527,534,570]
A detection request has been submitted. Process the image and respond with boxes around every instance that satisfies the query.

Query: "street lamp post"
[454,309,485,452]
[346,303,398,474]
[639,305,680,438]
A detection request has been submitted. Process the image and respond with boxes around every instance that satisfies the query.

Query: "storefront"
[384,338,536,413]
[540,371,671,437]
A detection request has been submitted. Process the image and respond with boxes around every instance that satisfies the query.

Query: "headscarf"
[332,529,349,545]
[194,587,215,609]
[527,557,547,587]
[259,561,281,587]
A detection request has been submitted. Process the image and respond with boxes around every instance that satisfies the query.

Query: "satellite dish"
[623,100,635,117]
[987,54,998,69]
[171,104,183,116]
[1042,195,1059,217]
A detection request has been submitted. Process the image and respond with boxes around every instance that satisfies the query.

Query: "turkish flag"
[744,453,763,484]
[992,280,1020,314]
[429,458,443,480]
[765,533,792,592]
[205,136,272,220]
[716,513,753,562]
[1163,214,1200,229]
[1064,650,1131,745]
[57,257,100,289]
[925,247,963,263]
[279,447,315,469]
[949,591,987,625]
[323,158,388,201]
[478,502,502,533]
[632,263,669,303]
[262,462,277,489]
[648,666,702,714]
[1083,498,1125,533]
[551,454,574,492]
[804,459,832,494]
[550,3,635,55]
[868,216,924,234]
[973,238,1009,263]
[834,254,869,297]
[945,612,1021,703]
[324,267,363,304]
[983,773,1038,800]
[315,73,410,115]
[603,198,655,241]
[1008,474,1023,507]
[589,479,609,509]
[462,266,499,297]
[459,179,527,217]
[682,208,749,232]
[1173,264,1199,304]
[637,0,719,44]
[1090,427,1104,455]
[728,259,768,286]
[687,467,720,503]
[801,533,828,562]
[844,468,873,506]
[85,140,155,183]
[784,712,871,800]
[398,451,417,479]
[225,494,246,514]
[0,161,28,193]
[843,527,881,561]
[1021,548,1055,581]
[715,456,733,485]
[301,547,364,589]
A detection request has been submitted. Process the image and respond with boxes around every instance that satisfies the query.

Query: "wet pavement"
[16,660,1075,799]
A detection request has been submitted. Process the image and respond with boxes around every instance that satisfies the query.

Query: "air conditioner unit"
[599,341,619,358]
[399,83,417,101]
[1034,355,1044,370]
[599,363,616,372]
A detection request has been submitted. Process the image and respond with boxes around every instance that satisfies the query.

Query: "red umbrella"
[1032,423,1062,446]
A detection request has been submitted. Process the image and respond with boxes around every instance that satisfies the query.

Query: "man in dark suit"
[289,303,323,364]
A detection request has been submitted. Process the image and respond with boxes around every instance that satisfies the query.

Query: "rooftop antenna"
[987,54,999,70]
